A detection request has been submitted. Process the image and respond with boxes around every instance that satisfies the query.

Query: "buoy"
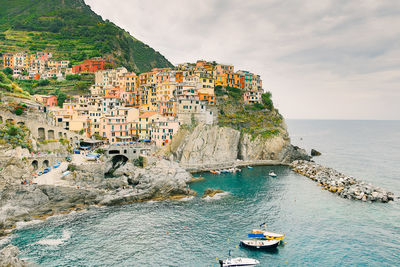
[285,260,288,263]
[166,232,169,235]
[216,257,218,260]
[284,242,287,244]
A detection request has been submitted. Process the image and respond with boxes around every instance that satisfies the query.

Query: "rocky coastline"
[291,160,395,203]
[0,157,195,238]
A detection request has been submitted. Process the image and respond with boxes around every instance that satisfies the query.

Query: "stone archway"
[0,116,3,123]
[48,129,55,140]
[17,121,25,127]
[43,160,49,168]
[64,133,67,138]
[32,160,38,170]
[58,132,63,139]
[6,119,14,125]
[38,127,46,141]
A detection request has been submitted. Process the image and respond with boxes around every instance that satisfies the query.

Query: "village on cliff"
[2,52,265,146]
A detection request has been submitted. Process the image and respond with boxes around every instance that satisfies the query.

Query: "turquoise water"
[7,120,400,266]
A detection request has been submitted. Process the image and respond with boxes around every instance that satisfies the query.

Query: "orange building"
[72,57,114,73]
[2,53,14,68]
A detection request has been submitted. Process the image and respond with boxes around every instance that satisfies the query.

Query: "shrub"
[15,107,23,115]
[133,156,144,167]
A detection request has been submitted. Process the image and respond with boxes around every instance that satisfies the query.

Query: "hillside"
[0,0,173,72]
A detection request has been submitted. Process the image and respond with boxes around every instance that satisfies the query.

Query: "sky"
[85,0,400,120]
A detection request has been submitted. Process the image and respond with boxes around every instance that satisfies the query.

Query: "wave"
[203,192,230,201]
[35,230,71,246]
[15,220,44,230]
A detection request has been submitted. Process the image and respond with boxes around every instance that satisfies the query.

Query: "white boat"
[268,171,277,177]
[219,257,260,267]
[219,251,259,267]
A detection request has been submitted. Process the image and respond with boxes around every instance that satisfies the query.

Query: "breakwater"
[291,160,395,203]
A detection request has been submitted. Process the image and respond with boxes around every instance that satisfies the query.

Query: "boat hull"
[240,240,279,250]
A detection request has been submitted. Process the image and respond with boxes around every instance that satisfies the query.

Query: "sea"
[5,120,400,266]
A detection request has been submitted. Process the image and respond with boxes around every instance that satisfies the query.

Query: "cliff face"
[169,124,309,166]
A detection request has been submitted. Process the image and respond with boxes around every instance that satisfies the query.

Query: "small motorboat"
[210,170,217,174]
[219,250,259,267]
[219,257,260,267]
[247,166,253,169]
[53,162,61,168]
[268,171,277,177]
[240,239,279,250]
[38,171,43,176]
[42,167,51,174]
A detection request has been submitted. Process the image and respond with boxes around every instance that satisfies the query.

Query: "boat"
[61,171,70,178]
[219,257,260,267]
[218,250,259,267]
[53,162,61,168]
[38,171,43,176]
[247,166,253,169]
[210,170,217,174]
[240,239,279,250]
[221,169,230,174]
[42,167,51,174]
[250,229,285,241]
[268,171,277,177]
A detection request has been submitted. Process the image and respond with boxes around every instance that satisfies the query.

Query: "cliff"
[169,123,310,168]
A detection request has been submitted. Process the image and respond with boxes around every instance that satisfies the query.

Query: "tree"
[15,108,23,116]
[52,89,67,107]
[3,67,13,76]
[261,92,274,110]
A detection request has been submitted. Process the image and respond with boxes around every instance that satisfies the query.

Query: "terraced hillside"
[0,0,173,72]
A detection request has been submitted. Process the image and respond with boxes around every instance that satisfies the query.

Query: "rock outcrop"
[311,149,322,156]
[0,245,34,267]
[291,160,395,203]
[169,124,310,166]
[0,157,194,236]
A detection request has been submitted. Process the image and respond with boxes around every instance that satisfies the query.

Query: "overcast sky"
[85,0,400,120]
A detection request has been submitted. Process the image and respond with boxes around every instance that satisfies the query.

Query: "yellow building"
[136,111,159,139]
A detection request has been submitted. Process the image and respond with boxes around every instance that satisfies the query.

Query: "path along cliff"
[167,123,310,172]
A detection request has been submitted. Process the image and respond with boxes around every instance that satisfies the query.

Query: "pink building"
[243,91,262,105]
[34,95,58,107]
[100,107,139,143]
[150,117,180,146]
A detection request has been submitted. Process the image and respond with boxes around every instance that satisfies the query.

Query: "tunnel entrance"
[105,155,129,177]
[32,160,38,170]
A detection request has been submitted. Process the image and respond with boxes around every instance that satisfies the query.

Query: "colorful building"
[72,57,115,73]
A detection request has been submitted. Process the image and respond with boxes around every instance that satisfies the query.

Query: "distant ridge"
[0,0,173,72]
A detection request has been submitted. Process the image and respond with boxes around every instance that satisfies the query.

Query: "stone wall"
[0,110,83,143]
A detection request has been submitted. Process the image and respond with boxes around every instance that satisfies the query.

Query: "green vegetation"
[217,88,285,140]
[17,73,94,98]
[133,156,144,167]
[0,0,173,72]
[0,70,30,97]
[0,123,32,150]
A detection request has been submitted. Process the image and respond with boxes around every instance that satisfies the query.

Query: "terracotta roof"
[140,111,157,118]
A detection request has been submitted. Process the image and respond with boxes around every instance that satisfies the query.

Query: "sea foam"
[35,230,71,246]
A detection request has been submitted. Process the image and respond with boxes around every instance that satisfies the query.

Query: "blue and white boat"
[53,162,61,168]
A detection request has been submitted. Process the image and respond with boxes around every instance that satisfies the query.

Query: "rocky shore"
[291,160,395,203]
[0,245,35,267]
[0,158,195,237]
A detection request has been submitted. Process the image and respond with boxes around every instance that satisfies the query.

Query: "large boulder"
[0,245,34,267]
[311,149,322,156]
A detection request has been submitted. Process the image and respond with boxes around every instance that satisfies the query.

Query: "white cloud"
[86,0,400,120]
